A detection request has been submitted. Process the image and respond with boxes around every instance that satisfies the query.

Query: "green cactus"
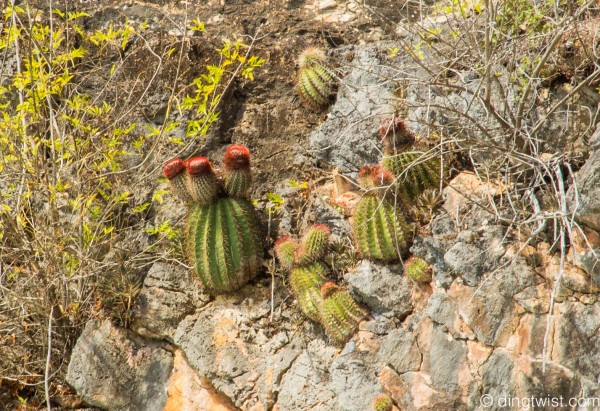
[352,165,410,262]
[381,151,441,203]
[276,226,366,343]
[187,197,263,293]
[222,144,252,198]
[404,256,432,283]
[296,47,338,108]
[318,282,367,344]
[164,145,263,294]
[289,262,328,321]
[372,393,394,411]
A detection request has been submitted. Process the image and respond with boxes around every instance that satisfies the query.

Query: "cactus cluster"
[296,47,338,109]
[275,225,366,343]
[351,117,444,262]
[164,145,263,294]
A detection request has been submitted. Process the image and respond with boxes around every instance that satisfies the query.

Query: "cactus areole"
[164,145,263,294]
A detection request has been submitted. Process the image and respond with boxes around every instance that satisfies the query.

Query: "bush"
[0,2,262,406]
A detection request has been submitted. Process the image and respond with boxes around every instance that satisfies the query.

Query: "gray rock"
[479,349,515,403]
[308,45,397,172]
[376,328,421,373]
[422,325,467,395]
[567,150,600,231]
[276,343,338,411]
[66,319,173,411]
[133,262,209,339]
[454,280,518,347]
[552,301,600,382]
[425,291,465,337]
[345,260,413,318]
[444,242,487,286]
[331,347,381,411]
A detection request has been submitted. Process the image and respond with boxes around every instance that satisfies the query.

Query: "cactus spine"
[352,165,410,262]
[297,47,338,109]
[319,282,366,343]
[275,226,366,343]
[164,145,263,294]
[404,256,432,283]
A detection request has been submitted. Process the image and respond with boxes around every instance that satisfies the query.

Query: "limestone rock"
[66,319,173,411]
[567,150,600,231]
[345,260,413,318]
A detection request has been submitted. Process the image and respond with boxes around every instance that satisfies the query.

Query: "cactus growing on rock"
[275,225,330,321]
[404,256,432,283]
[164,145,263,294]
[352,165,410,262]
[372,394,394,411]
[379,117,442,204]
[318,282,367,343]
[296,47,338,109]
[275,226,366,343]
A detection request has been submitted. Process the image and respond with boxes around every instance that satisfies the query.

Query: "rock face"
[65,28,600,411]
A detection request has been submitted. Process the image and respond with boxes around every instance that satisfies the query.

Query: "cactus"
[377,116,443,204]
[404,256,432,283]
[289,262,328,321]
[352,165,410,262]
[222,144,252,198]
[296,47,338,108]
[275,225,330,321]
[381,151,441,203]
[276,226,366,342]
[164,145,263,294]
[187,197,263,293]
[372,394,394,411]
[379,117,416,154]
[318,282,366,344]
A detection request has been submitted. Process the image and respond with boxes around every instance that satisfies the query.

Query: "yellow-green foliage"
[0,3,263,400]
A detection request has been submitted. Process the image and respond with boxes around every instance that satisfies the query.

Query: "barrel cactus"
[352,165,410,262]
[163,145,263,294]
[275,225,331,322]
[318,282,367,343]
[379,117,442,203]
[275,225,366,343]
[296,47,338,108]
[372,393,394,411]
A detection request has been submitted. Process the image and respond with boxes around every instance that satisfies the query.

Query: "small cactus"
[289,262,328,321]
[372,393,393,411]
[318,282,366,343]
[297,47,338,108]
[164,145,263,294]
[381,151,441,203]
[352,165,410,262]
[404,256,432,283]
[275,226,366,343]
[222,144,252,198]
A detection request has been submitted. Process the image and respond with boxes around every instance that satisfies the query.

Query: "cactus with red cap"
[352,164,410,262]
[296,47,338,109]
[276,226,366,343]
[318,282,367,343]
[163,145,263,293]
